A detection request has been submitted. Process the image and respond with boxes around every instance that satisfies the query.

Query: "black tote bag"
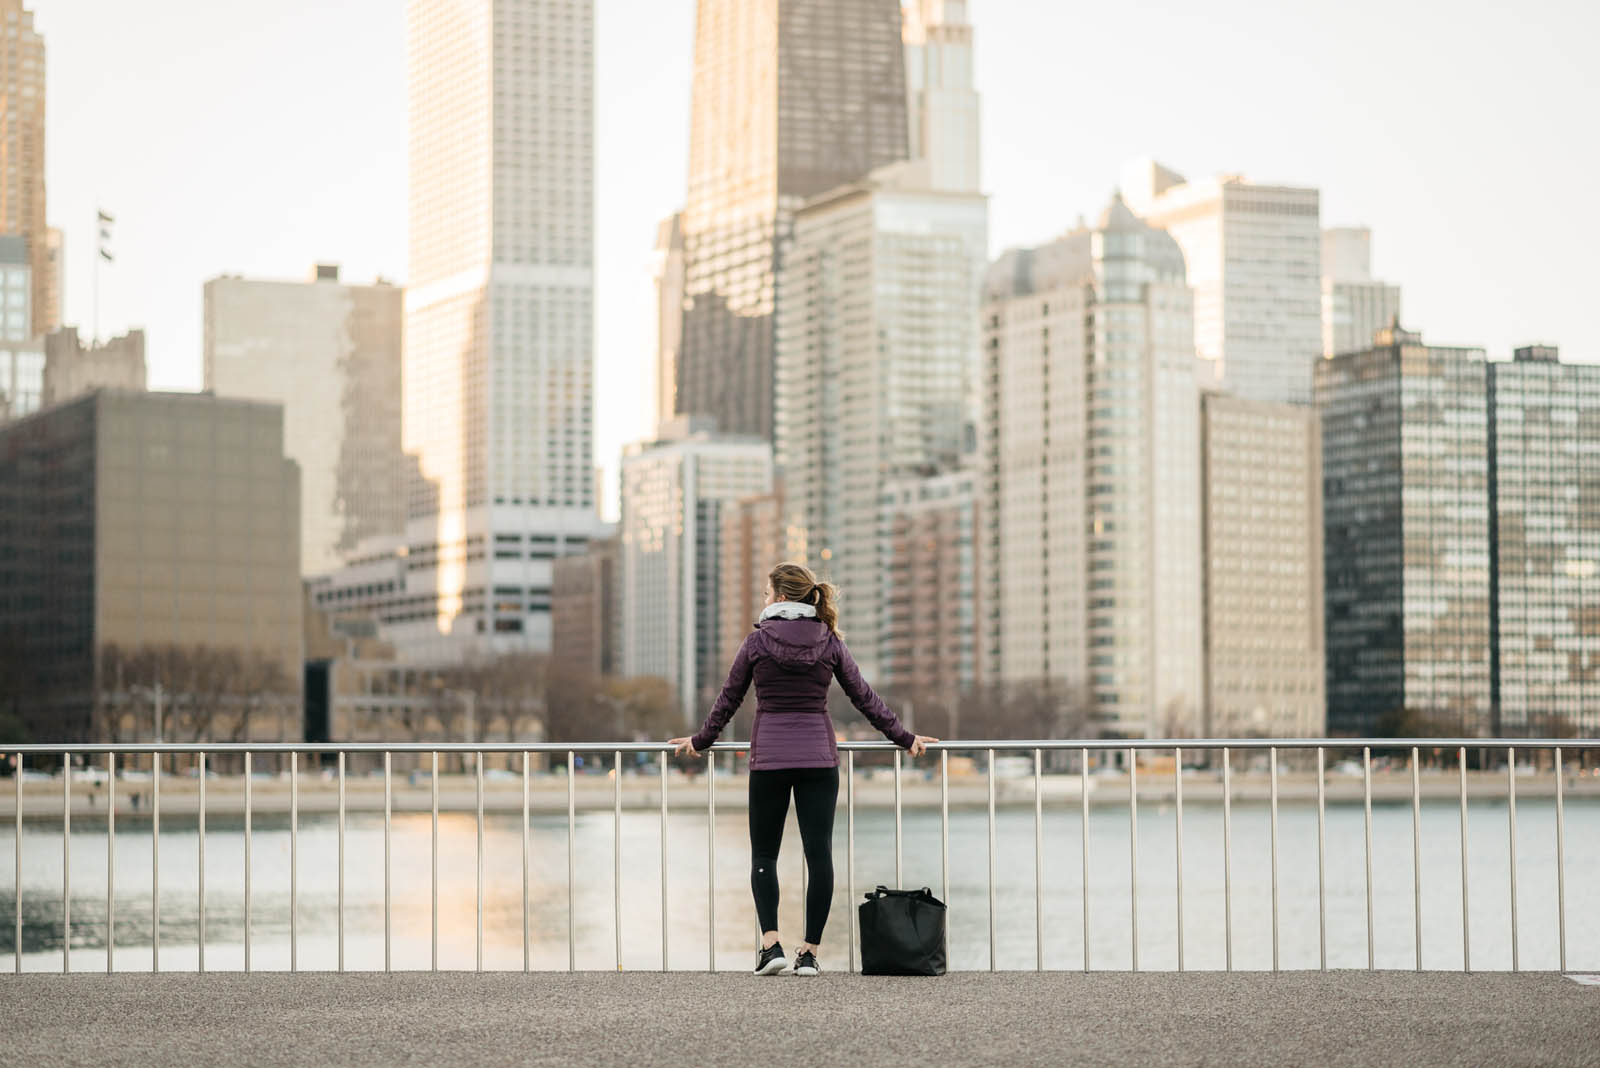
[858,886,947,976]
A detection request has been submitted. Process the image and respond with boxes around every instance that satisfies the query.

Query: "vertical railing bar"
[152,754,160,974]
[523,751,531,974]
[476,751,484,974]
[847,750,857,974]
[1506,746,1518,973]
[893,748,903,889]
[1316,747,1327,972]
[106,752,115,973]
[13,751,19,975]
[1458,746,1470,973]
[1363,746,1374,971]
[705,750,714,973]
[289,751,297,974]
[1174,745,1184,974]
[198,752,206,974]
[1222,747,1233,972]
[659,749,668,973]
[1034,747,1043,973]
[567,750,576,973]
[62,750,70,975]
[430,750,438,973]
[1128,746,1138,973]
[614,749,622,973]
[1269,746,1279,973]
[987,747,997,972]
[384,751,392,974]
[336,751,344,974]
[939,749,950,908]
[243,752,251,973]
[1555,746,1566,973]
[1081,746,1090,973]
[1411,746,1422,971]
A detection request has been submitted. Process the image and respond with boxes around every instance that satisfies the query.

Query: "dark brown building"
[551,536,620,678]
[0,390,301,741]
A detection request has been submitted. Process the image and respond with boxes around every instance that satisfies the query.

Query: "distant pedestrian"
[670,562,935,977]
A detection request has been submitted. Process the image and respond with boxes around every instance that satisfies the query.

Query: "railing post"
[523,751,531,973]
[152,754,160,974]
[1411,746,1422,971]
[987,747,997,972]
[289,751,297,973]
[106,752,115,973]
[430,750,438,973]
[1128,747,1138,973]
[1459,746,1470,973]
[1174,745,1183,974]
[384,751,392,973]
[1555,746,1566,973]
[1316,746,1326,972]
[243,751,251,973]
[1506,746,1518,972]
[13,751,19,975]
[336,751,344,974]
[659,749,668,973]
[847,749,856,975]
[1081,746,1090,972]
[1034,747,1044,972]
[568,750,576,973]
[1222,747,1232,973]
[198,751,206,974]
[1363,746,1374,970]
[62,750,69,975]
[705,749,715,973]
[1269,746,1279,973]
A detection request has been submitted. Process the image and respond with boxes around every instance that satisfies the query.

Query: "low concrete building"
[43,327,146,407]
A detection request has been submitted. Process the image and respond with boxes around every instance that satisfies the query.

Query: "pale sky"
[42,0,1600,515]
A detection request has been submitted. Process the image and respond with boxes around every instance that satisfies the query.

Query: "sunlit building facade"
[1124,161,1321,405]
[676,0,909,439]
[1321,226,1401,357]
[776,161,986,674]
[1201,392,1325,737]
[204,265,404,576]
[402,0,607,659]
[0,1,50,334]
[981,197,1204,737]
[619,419,772,725]
[1488,346,1600,735]
[880,468,978,693]
[903,0,980,194]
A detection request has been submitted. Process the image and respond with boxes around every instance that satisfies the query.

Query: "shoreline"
[6,768,1598,820]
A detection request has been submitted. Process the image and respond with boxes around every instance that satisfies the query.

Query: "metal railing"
[7,737,1596,975]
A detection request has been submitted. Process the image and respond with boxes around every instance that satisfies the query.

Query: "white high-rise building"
[205,265,403,576]
[402,0,606,659]
[620,419,773,725]
[1123,160,1322,405]
[980,196,1203,736]
[1320,226,1401,356]
[903,0,981,193]
[775,160,987,675]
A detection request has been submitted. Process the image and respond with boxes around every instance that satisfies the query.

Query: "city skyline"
[37,0,1600,518]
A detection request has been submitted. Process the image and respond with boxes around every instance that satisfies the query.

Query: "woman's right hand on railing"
[669,737,701,758]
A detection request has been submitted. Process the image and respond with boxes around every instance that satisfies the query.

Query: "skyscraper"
[1321,226,1401,357]
[651,212,684,437]
[1123,161,1322,405]
[775,160,986,674]
[1200,392,1325,737]
[1488,345,1600,736]
[0,234,41,422]
[619,418,772,725]
[676,0,909,439]
[0,1,49,335]
[903,0,980,193]
[204,265,405,576]
[402,0,606,658]
[1315,324,1491,736]
[980,197,1204,737]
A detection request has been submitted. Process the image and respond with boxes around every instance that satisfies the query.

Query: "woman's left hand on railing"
[907,735,939,758]
[668,737,701,758]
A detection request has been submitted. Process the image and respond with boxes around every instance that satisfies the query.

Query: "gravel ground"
[4,970,1597,1067]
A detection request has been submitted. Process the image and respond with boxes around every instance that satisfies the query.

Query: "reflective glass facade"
[1317,326,1490,736]
[678,0,908,439]
[1488,349,1600,734]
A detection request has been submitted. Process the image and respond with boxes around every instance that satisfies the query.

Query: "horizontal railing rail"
[7,737,1598,977]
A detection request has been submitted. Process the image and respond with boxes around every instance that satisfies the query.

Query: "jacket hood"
[754,616,832,670]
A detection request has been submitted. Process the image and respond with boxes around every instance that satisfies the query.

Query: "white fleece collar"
[760,601,817,621]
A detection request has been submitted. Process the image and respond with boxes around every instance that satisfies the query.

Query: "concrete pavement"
[4,971,1597,1067]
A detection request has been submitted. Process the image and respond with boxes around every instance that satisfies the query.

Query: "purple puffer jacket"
[690,617,914,770]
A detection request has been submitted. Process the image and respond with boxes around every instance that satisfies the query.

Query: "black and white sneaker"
[755,942,788,976]
[792,949,819,977]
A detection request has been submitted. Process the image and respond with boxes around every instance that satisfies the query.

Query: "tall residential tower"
[903,0,980,193]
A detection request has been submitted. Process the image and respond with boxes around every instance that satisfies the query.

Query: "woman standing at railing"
[671,561,936,978]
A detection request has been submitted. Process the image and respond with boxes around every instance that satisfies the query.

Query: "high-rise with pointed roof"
[980,196,1204,736]
[675,0,909,440]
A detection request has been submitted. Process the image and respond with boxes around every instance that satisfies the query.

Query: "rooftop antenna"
[95,208,115,345]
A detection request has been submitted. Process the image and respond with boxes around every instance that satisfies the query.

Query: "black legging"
[748,766,839,946]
